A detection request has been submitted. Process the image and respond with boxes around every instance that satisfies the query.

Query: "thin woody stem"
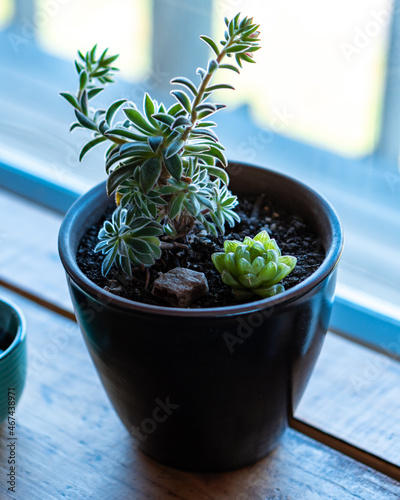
[182,36,237,142]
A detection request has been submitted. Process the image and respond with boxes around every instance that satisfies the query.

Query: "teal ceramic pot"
[0,297,27,424]
[59,163,343,472]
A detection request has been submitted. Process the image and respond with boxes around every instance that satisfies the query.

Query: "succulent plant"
[61,14,260,277]
[94,207,163,276]
[211,231,297,300]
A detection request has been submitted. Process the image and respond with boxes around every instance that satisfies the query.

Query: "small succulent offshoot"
[61,14,261,278]
[212,231,297,300]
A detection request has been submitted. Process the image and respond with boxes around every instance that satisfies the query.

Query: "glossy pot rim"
[59,162,344,318]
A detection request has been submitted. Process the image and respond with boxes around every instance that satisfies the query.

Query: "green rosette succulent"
[212,230,297,301]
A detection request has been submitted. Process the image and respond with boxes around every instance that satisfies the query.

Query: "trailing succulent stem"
[212,231,297,300]
[61,14,260,276]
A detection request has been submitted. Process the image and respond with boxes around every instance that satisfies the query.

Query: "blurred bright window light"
[35,0,151,81]
[212,0,393,157]
[0,0,13,29]
[1,0,393,159]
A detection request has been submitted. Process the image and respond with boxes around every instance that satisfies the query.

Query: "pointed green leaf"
[204,166,228,184]
[165,139,184,159]
[106,165,135,195]
[221,270,241,288]
[241,236,254,247]
[60,92,80,110]
[265,249,279,265]
[278,256,297,272]
[206,83,235,92]
[126,215,154,231]
[105,128,147,141]
[74,109,97,131]
[183,144,210,153]
[80,91,88,116]
[124,108,157,134]
[195,103,217,113]
[237,53,256,64]
[252,256,267,275]
[264,238,281,256]
[170,77,198,96]
[167,103,184,116]
[159,185,181,195]
[69,122,82,132]
[92,68,110,78]
[199,35,220,56]
[236,258,254,276]
[249,242,265,261]
[171,116,192,129]
[127,237,153,256]
[238,273,262,289]
[269,263,291,286]
[212,252,226,274]
[152,113,175,127]
[171,90,192,113]
[75,60,83,74]
[226,44,251,54]
[102,54,119,65]
[87,87,104,100]
[133,226,164,238]
[254,230,271,245]
[224,240,241,253]
[119,142,152,155]
[258,261,278,284]
[148,136,163,152]
[101,245,119,276]
[79,136,107,161]
[98,119,108,135]
[140,157,162,194]
[169,192,186,220]
[219,63,240,74]
[144,93,159,127]
[235,246,250,261]
[90,44,97,63]
[224,252,236,275]
[106,99,127,126]
[164,153,183,180]
[79,70,88,90]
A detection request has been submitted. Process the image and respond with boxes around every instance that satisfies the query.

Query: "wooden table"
[1,187,400,499]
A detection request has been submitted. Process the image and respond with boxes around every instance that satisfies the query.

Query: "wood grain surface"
[0,188,71,311]
[296,332,400,466]
[0,286,400,500]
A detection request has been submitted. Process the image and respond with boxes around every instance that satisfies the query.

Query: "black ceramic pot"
[58,162,343,472]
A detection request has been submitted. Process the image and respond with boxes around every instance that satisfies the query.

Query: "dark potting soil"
[77,195,325,308]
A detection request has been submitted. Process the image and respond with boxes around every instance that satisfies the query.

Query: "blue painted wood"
[331,295,400,356]
[0,161,79,214]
